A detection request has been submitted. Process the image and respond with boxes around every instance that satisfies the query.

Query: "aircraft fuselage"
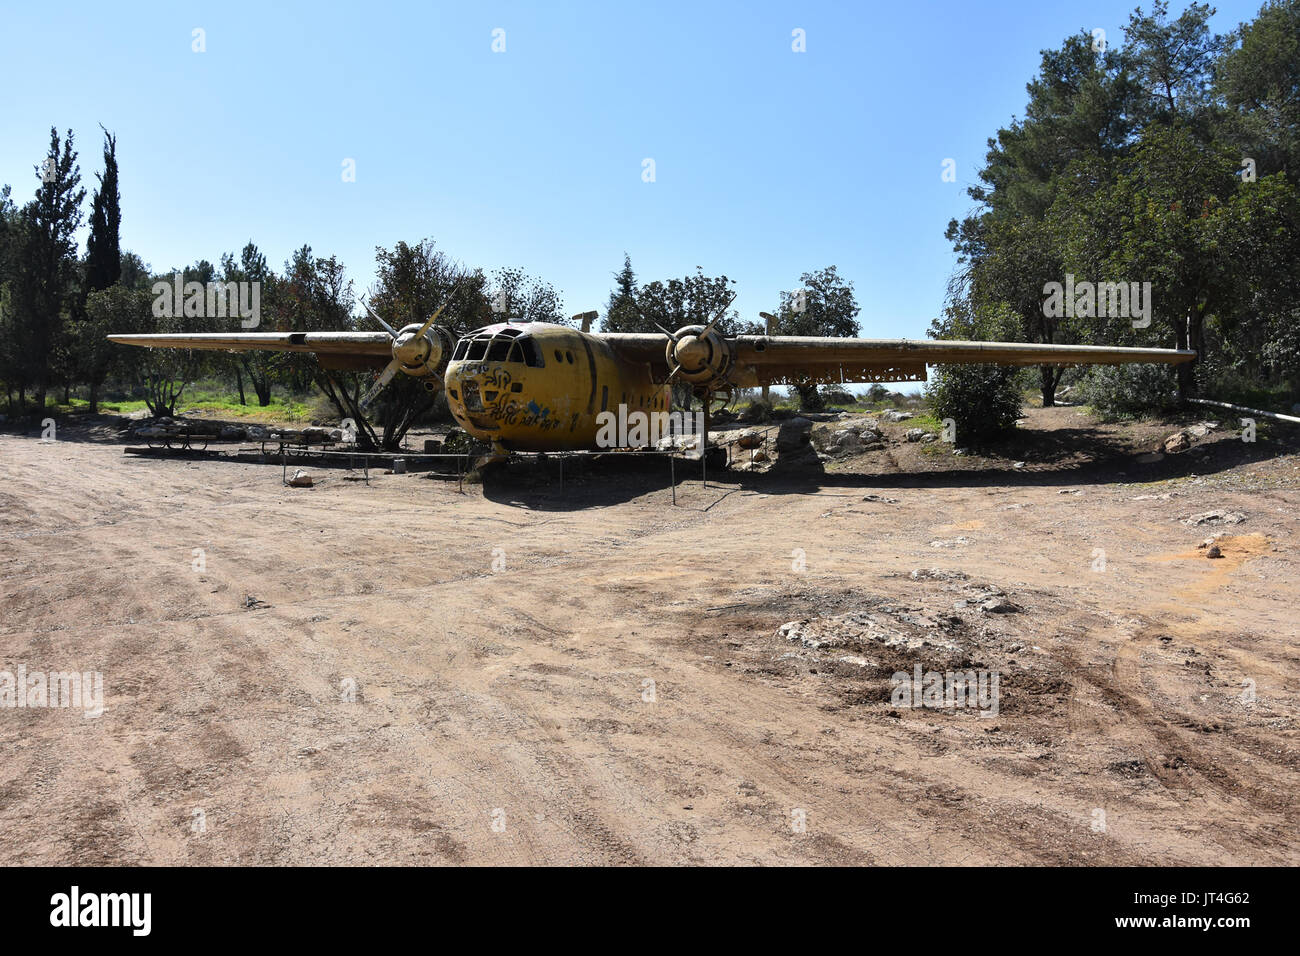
[444,322,671,451]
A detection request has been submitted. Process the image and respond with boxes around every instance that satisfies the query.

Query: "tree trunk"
[795,384,823,412]
[236,366,247,405]
[1039,366,1059,407]
[1175,319,1193,401]
[88,380,99,414]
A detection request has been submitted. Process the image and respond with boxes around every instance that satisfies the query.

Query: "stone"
[980,598,1019,614]
[1184,510,1246,526]
[1163,431,1192,454]
[752,449,769,462]
[287,470,313,488]
[1206,545,1223,559]
[905,428,926,442]
[882,410,912,422]
[736,430,764,449]
[775,417,813,451]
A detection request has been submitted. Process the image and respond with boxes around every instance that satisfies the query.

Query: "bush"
[924,364,1022,445]
[738,397,775,423]
[1075,363,1178,417]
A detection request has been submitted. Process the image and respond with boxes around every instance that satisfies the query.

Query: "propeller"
[661,291,737,386]
[357,282,464,412]
[629,291,739,463]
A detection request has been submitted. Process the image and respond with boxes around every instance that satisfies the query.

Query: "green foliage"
[601,254,640,332]
[85,127,120,294]
[1215,0,1300,177]
[945,1,1300,412]
[488,265,565,325]
[924,364,1023,445]
[771,265,861,410]
[79,283,148,410]
[7,128,85,407]
[1076,363,1180,417]
[629,266,756,335]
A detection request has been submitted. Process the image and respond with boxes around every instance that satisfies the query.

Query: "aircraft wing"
[600,334,1196,387]
[107,332,393,371]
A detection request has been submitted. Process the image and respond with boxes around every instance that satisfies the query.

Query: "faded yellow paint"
[444,322,671,451]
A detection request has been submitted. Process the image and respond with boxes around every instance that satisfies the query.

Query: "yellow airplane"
[109,296,1195,455]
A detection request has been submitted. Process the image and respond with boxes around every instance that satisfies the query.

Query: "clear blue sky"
[0,0,1264,340]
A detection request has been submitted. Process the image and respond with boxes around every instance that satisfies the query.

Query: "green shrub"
[1076,363,1178,417]
[739,397,775,423]
[924,364,1022,445]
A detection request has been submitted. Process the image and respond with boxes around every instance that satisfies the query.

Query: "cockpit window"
[455,327,544,366]
[519,337,543,368]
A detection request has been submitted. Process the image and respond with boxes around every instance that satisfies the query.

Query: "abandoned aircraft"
[109,295,1196,454]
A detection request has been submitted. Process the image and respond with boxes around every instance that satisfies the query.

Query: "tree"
[1053,124,1242,397]
[220,242,276,405]
[1215,0,1300,179]
[85,127,121,294]
[634,267,756,335]
[129,263,218,417]
[78,284,147,412]
[947,30,1139,405]
[1123,1,1226,123]
[487,266,565,325]
[366,239,487,449]
[925,364,1024,445]
[601,254,640,332]
[770,265,860,409]
[8,128,85,410]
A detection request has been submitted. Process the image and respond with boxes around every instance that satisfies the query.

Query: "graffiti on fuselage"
[460,363,512,390]
[459,362,563,432]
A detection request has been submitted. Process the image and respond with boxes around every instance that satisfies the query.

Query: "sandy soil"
[1,405,1298,865]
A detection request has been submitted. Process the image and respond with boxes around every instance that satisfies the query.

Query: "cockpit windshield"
[452,328,544,367]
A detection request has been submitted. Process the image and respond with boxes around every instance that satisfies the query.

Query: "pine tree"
[85,127,121,294]
[11,128,84,410]
[601,254,640,332]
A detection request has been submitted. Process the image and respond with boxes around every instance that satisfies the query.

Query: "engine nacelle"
[392,323,454,383]
[666,324,734,389]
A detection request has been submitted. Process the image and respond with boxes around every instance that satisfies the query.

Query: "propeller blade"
[358,358,401,411]
[699,292,737,340]
[360,297,399,340]
[414,278,467,339]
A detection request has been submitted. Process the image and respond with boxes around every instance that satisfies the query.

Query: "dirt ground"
[2,405,1298,865]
